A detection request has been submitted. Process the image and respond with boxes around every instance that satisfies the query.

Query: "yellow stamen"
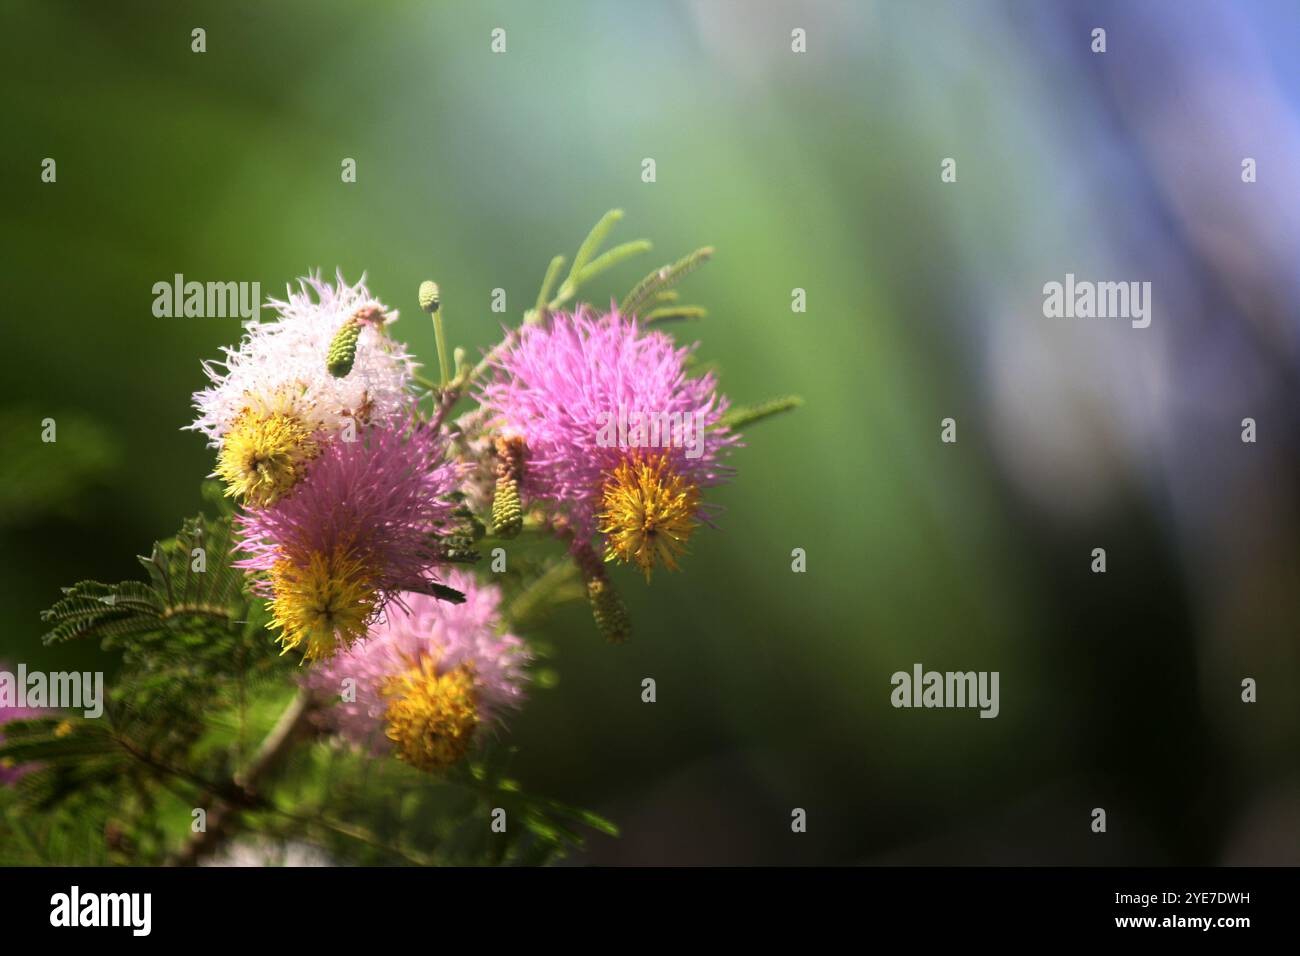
[216,404,319,506]
[381,659,479,772]
[267,547,377,661]
[597,453,701,581]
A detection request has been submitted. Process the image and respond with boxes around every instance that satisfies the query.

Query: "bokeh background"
[3,0,1298,864]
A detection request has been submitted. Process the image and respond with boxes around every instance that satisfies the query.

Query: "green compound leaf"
[42,513,247,648]
[569,239,653,289]
[642,304,708,325]
[718,395,804,430]
[531,210,656,322]
[621,246,713,317]
[569,208,624,276]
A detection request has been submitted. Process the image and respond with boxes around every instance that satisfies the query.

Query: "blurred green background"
[3,0,1298,864]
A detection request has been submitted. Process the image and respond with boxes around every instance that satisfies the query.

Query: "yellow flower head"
[381,658,479,772]
[597,453,701,581]
[216,400,319,506]
[267,546,377,661]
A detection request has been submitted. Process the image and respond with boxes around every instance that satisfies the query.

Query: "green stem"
[432,309,450,388]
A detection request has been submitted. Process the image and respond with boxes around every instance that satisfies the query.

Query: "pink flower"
[302,571,530,770]
[234,422,464,660]
[480,307,739,538]
[480,307,739,580]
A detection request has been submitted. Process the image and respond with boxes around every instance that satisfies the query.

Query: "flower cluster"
[178,214,782,775]
[192,274,462,663]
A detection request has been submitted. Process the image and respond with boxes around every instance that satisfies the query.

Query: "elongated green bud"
[327,305,385,378]
[327,319,362,377]
[490,436,526,538]
[491,477,522,539]
[571,540,630,644]
[418,280,440,314]
[586,575,630,645]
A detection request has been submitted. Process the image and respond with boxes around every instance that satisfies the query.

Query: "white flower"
[188,271,417,446]
[202,838,333,867]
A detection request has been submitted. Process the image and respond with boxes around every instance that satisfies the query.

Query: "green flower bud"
[586,575,631,645]
[418,280,440,314]
[491,476,523,539]
[326,318,363,378]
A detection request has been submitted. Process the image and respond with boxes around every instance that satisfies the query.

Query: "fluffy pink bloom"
[479,307,739,537]
[301,570,530,755]
[236,422,459,585]
[233,422,465,659]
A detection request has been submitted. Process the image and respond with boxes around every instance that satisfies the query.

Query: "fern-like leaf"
[621,246,714,317]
